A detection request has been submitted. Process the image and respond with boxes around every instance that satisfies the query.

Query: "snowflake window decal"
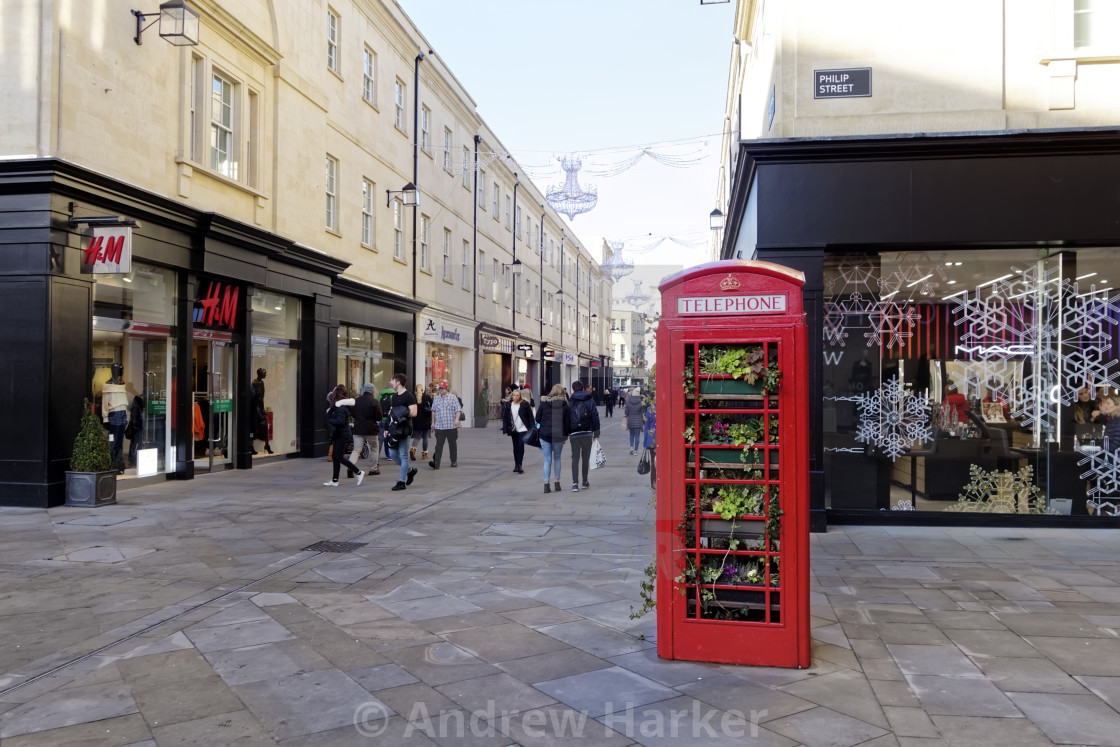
[851,377,932,461]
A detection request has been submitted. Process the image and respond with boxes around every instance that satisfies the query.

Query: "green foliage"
[629,561,658,619]
[712,484,765,520]
[70,398,112,472]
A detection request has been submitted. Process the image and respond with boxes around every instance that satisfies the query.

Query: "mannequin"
[102,363,129,473]
[251,367,273,454]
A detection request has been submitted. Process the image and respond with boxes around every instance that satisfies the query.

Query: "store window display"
[251,292,300,455]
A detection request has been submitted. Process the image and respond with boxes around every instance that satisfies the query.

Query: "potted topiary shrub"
[65,398,117,507]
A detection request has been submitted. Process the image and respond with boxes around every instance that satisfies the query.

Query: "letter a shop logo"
[194,281,239,330]
[81,226,132,274]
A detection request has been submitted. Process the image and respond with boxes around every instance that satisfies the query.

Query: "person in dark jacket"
[325,384,362,487]
[622,387,645,455]
[351,382,383,478]
[410,383,434,462]
[568,380,601,492]
[603,387,615,418]
[535,384,571,493]
[501,389,536,473]
[126,394,145,467]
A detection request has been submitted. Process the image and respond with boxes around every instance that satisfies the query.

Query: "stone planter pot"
[65,471,117,507]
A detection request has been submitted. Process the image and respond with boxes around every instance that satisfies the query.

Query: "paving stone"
[0,682,139,739]
[132,673,242,727]
[536,620,650,658]
[883,706,940,738]
[445,622,571,663]
[996,612,1112,638]
[974,657,1088,694]
[500,605,585,629]
[385,642,501,687]
[203,642,313,687]
[928,714,1063,747]
[533,666,677,718]
[764,705,890,747]
[1007,691,1120,745]
[377,594,484,622]
[594,695,798,747]
[780,670,889,729]
[679,673,816,722]
[233,668,391,741]
[1026,636,1120,676]
[606,649,721,687]
[499,649,612,684]
[0,713,151,747]
[904,675,1021,717]
[185,617,295,653]
[437,672,557,714]
[347,663,420,692]
[888,645,980,677]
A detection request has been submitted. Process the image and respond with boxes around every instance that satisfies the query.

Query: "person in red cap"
[428,380,462,469]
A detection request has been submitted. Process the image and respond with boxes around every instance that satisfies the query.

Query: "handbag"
[591,439,607,470]
[359,440,371,460]
[522,426,541,449]
[637,448,651,475]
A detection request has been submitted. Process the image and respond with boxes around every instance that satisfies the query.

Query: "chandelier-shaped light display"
[546,156,597,220]
[601,240,634,282]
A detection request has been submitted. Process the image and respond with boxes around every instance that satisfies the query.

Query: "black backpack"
[570,398,593,432]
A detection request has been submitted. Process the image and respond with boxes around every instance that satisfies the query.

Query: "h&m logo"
[194,281,239,330]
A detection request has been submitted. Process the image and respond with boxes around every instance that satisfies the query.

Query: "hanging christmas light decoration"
[601,240,634,282]
[546,156,597,220]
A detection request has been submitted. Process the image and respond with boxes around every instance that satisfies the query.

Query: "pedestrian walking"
[409,383,433,463]
[536,384,571,493]
[622,387,645,455]
[604,387,615,418]
[501,389,536,473]
[378,385,395,459]
[351,382,383,478]
[568,380,601,491]
[382,373,418,491]
[428,381,461,469]
[642,403,657,489]
[324,385,362,487]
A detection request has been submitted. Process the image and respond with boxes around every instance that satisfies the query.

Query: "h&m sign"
[194,280,239,331]
[81,226,132,274]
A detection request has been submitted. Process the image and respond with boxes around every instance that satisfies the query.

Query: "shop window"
[337,324,402,397]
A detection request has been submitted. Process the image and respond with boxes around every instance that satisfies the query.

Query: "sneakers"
[543,483,551,494]
[571,483,580,492]
[391,481,407,491]
[629,449,635,455]
[406,468,417,485]
[450,462,457,468]
[582,480,590,489]
[323,480,339,487]
[429,460,439,470]
[355,470,365,487]
[554,481,562,492]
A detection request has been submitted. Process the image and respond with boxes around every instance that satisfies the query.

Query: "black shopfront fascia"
[0,158,356,507]
[719,128,1120,531]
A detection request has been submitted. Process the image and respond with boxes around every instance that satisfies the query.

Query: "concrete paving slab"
[233,668,391,741]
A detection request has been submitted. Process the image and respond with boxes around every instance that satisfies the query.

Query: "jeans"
[570,433,593,484]
[410,430,430,452]
[352,434,377,472]
[107,410,127,468]
[541,438,565,482]
[331,437,359,481]
[387,441,410,484]
[509,432,526,468]
[628,427,642,452]
[432,428,457,466]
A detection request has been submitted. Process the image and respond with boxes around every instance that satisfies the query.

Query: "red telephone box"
[655,260,809,668]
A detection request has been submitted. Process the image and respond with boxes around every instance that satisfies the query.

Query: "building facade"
[0,0,609,507]
[717,0,1120,529]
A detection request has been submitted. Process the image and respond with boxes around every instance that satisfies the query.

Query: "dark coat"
[326,399,354,442]
[412,392,433,432]
[535,395,571,443]
[351,392,383,436]
[502,400,536,435]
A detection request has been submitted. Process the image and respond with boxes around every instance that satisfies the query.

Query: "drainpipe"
[411,51,426,301]
[472,135,480,320]
[539,205,546,395]
[511,176,518,334]
[558,231,566,350]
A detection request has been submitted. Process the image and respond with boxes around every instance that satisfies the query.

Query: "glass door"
[192,336,236,472]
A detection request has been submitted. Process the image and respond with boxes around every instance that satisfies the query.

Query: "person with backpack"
[568,380,600,492]
[535,384,571,493]
[324,384,362,487]
[409,383,433,463]
[382,373,418,491]
[622,387,645,455]
[351,383,383,478]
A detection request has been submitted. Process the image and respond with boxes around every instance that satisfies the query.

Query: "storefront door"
[192,336,236,472]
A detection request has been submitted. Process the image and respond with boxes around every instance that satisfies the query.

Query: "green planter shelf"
[688,445,780,468]
[698,378,766,396]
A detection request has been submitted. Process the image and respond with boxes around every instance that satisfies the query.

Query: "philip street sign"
[813,68,871,99]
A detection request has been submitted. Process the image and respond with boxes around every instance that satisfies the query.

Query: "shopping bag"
[637,448,651,475]
[591,439,606,470]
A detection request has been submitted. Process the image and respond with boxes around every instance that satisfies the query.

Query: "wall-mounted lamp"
[132,1,200,46]
[386,182,419,208]
[502,259,522,273]
[709,208,725,231]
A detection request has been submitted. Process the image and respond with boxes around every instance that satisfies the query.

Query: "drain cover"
[301,540,367,553]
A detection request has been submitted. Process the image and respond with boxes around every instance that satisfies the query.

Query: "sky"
[396,0,735,273]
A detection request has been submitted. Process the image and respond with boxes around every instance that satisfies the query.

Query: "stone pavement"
[3,415,1120,745]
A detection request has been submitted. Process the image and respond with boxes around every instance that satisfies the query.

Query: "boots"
[422,450,429,460]
[409,447,417,461]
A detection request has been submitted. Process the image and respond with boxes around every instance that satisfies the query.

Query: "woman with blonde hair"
[534,384,571,493]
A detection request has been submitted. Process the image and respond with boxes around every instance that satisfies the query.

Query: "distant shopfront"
[418,313,475,405]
